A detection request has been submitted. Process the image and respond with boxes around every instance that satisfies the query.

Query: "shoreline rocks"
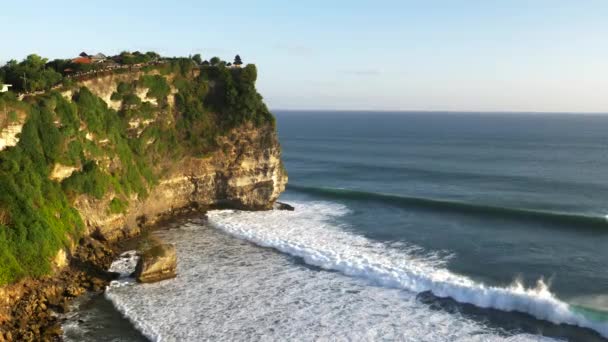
[135,243,177,283]
[0,237,119,341]
[273,201,295,211]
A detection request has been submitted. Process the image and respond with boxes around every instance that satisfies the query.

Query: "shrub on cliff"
[0,54,62,92]
[0,101,85,284]
[0,87,165,284]
[62,161,110,199]
[140,75,171,103]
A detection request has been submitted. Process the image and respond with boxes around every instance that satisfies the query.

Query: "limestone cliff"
[0,60,287,283]
[76,122,287,241]
[65,66,287,241]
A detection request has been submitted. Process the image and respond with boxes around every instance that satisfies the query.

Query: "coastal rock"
[135,244,177,283]
[273,201,295,211]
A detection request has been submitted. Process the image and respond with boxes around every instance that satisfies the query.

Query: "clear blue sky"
[2,0,608,112]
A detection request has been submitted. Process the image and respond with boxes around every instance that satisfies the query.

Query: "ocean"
[65,111,608,341]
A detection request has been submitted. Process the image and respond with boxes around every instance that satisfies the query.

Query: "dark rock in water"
[135,243,177,283]
[273,201,295,211]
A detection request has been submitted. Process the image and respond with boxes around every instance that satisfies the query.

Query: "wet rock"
[42,324,62,340]
[273,201,295,211]
[135,243,177,283]
[64,285,85,298]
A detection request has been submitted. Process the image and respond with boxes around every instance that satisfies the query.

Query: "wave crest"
[208,201,608,338]
[288,184,608,230]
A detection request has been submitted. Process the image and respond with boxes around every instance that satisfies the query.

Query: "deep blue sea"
[66,111,608,341]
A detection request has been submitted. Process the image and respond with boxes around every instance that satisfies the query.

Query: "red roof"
[72,57,92,64]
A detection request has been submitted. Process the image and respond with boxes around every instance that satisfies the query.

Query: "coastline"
[0,53,287,341]
[0,207,206,341]
[62,293,147,342]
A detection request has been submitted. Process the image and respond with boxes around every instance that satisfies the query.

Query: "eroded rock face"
[75,122,288,241]
[66,70,166,111]
[0,124,23,151]
[135,244,177,283]
[49,164,80,181]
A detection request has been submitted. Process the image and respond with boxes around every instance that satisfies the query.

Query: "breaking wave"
[207,200,608,338]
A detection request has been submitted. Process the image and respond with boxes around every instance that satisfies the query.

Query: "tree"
[201,60,210,66]
[46,59,71,75]
[145,51,160,61]
[118,51,136,65]
[241,64,257,83]
[192,54,202,65]
[233,55,243,66]
[210,57,221,66]
[0,55,62,92]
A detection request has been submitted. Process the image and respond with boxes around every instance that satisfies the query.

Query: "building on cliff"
[72,56,93,64]
[91,53,107,63]
[72,52,106,64]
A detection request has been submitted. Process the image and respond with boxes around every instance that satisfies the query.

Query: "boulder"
[273,201,295,211]
[135,243,177,283]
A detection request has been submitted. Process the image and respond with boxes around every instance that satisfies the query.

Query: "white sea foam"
[207,200,608,339]
[102,201,556,341]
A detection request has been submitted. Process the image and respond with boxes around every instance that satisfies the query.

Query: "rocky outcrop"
[49,164,80,181]
[0,124,23,152]
[135,243,177,283]
[273,201,295,211]
[61,68,181,112]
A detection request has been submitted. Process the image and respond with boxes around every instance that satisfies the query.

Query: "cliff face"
[76,122,287,241]
[0,61,287,285]
[0,58,287,340]
[62,68,286,241]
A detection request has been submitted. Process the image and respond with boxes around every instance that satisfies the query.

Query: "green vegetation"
[209,57,221,66]
[0,55,62,93]
[117,51,160,65]
[0,51,163,95]
[0,52,273,285]
[139,75,171,103]
[62,161,110,199]
[0,94,27,128]
[108,197,128,214]
[0,96,85,284]
[192,54,202,65]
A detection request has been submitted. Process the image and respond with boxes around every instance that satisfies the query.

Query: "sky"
[2,0,608,113]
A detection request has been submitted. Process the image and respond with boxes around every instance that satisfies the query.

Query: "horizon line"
[270,108,608,115]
